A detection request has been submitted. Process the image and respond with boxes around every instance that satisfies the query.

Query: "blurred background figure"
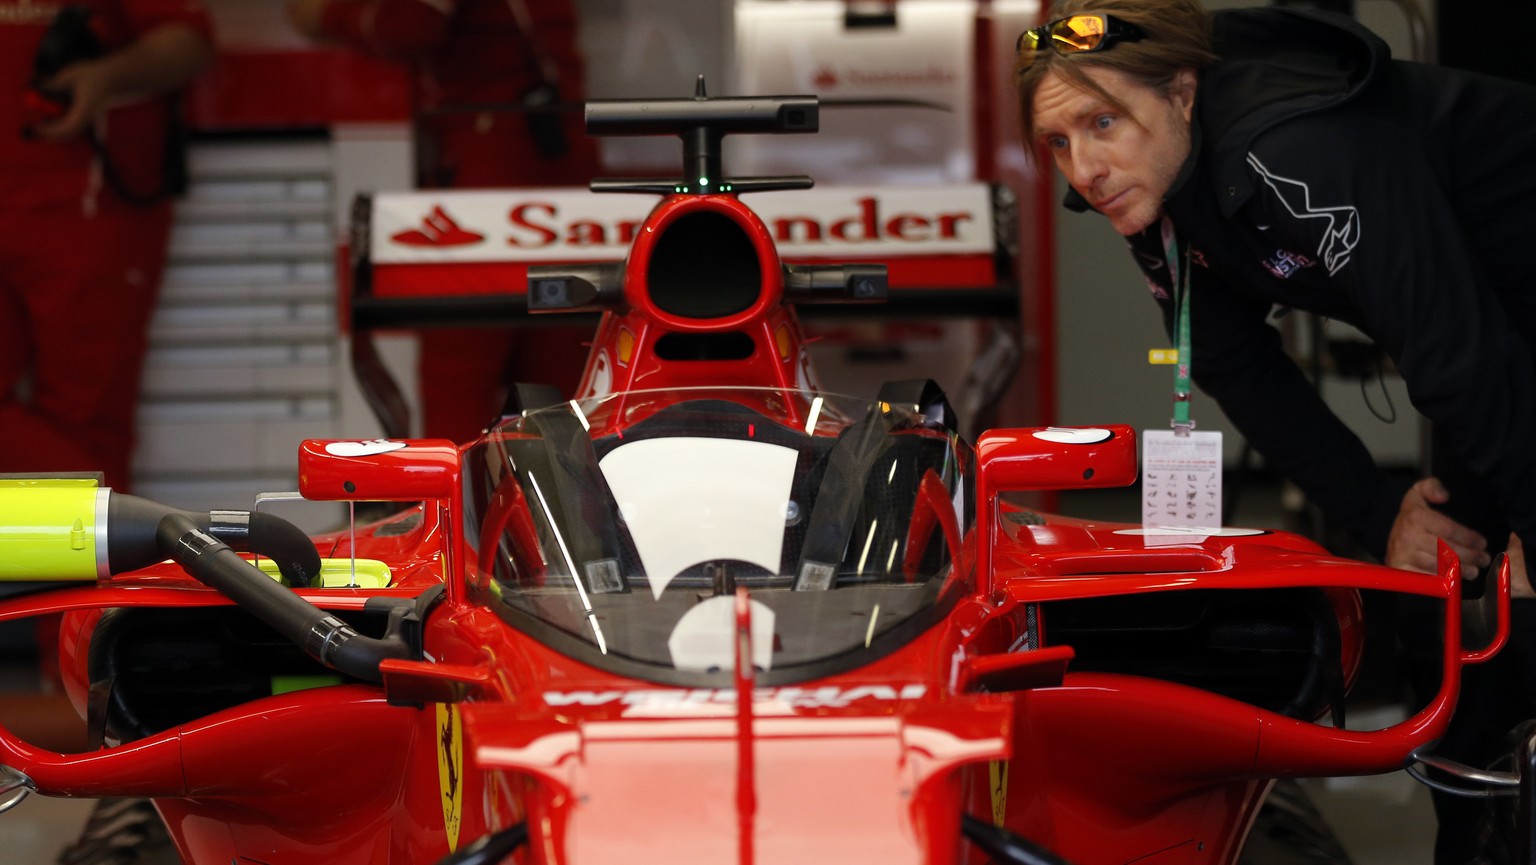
[0,0,215,491]
[286,0,600,443]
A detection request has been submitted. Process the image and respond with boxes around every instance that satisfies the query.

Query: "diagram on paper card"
[1141,429,1223,531]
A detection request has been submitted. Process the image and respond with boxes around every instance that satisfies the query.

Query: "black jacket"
[1091,7,1536,559]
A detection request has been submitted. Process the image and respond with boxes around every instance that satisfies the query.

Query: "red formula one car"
[0,90,1521,865]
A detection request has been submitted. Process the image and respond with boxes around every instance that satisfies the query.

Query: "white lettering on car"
[543,684,927,711]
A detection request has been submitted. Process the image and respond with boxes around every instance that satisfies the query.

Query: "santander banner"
[368,185,995,264]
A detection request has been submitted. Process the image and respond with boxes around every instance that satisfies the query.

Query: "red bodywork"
[0,170,1511,865]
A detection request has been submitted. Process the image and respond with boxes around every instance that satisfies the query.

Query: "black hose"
[106,493,320,587]
[434,824,528,865]
[961,815,1078,865]
[208,509,321,589]
[153,512,413,682]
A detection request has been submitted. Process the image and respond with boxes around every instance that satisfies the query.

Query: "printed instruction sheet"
[1141,429,1224,534]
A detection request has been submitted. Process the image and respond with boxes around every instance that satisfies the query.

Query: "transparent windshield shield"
[462,388,974,685]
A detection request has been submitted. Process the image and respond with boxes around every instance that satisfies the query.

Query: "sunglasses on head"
[1016,14,1147,67]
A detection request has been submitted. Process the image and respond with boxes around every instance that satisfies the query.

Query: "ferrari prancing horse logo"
[989,760,1009,827]
[436,704,464,852]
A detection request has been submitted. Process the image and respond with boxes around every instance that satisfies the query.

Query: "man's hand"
[1386,477,1490,577]
[26,24,210,143]
[1508,533,1532,599]
[29,60,114,141]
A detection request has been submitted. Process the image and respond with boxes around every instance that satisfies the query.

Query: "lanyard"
[1160,217,1194,435]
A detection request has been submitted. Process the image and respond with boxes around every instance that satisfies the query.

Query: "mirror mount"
[974,425,1138,595]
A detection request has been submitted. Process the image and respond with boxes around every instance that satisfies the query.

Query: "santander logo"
[391,206,485,247]
[372,186,994,263]
[506,197,973,250]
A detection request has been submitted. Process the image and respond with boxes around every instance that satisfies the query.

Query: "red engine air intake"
[568,192,811,428]
[628,194,780,327]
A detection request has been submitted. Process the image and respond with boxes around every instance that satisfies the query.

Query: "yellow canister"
[0,477,106,581]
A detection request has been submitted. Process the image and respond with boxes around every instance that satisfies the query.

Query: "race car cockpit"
[461,388,972,687]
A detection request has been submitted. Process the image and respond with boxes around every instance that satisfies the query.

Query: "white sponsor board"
[367,184,994,264]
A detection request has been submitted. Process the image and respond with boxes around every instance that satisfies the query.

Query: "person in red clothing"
[0,0,213,492]
[287,0,600,443]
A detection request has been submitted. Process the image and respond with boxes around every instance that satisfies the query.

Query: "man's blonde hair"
[1016,0,1217,147]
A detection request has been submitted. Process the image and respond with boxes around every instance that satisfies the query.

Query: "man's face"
[1031,65,1196,236]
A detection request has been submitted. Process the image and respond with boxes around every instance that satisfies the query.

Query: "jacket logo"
[1246,153,1359,275]
[1262,249,1316,280]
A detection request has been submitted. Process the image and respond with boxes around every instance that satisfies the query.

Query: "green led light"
[699,176,710,186]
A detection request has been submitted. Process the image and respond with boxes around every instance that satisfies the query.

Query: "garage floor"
[7,795,95,862]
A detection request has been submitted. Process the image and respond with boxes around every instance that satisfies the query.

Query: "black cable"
[1359,352,1398,424]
